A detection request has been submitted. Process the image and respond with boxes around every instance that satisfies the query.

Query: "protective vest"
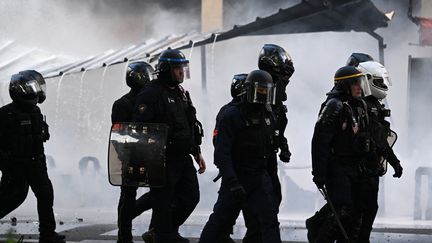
[0,103,49,160]
[331,99,370,163]
[158,83,200,154]
[365,97,391,152]
[232,104,278,166]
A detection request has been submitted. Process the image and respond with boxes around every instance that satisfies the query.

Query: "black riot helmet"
[230,73,248,98]
[10,70,46,107]
[258,44,294,81]
[22,70,47,103]
[243,70,275,105]
[126,61,154,91]
[333,66,366,97]
[156,48,190,85]
[346,53,374,67]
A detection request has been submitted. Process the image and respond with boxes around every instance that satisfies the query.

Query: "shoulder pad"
[317,98,343,126]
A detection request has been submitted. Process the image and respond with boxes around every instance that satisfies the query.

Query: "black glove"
[313,176,326,189]
[279,150,291,163]
[391,162,403,178]
[228,179,246,204]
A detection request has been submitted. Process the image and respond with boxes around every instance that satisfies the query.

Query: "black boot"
[306,204,331,242]
[142,228,155,243]
[173,232,189,243]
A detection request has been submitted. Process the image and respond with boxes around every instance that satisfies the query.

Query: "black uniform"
[199,103,281,243]
[112,90,152,243]
[307,95,402,243]
[311,89,370,242]
[269,75,288,205]
[134,79,201,242]
[357,96,401,242]
[0,102,57,238]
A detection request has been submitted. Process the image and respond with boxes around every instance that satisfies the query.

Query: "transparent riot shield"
[108,123,168,187]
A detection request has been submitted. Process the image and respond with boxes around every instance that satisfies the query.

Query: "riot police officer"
[214,74,248,136]
[199,70,281,243]
[257,46,294,239]
[354,60,403,242]
[0,70,65,243]
[258,44,294,164]
[111,61,155,243]
[134,48,205,243]
[209,74,246,243]
[310,66,370,242]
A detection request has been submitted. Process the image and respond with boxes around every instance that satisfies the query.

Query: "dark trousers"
[117,187,153,242]
[117,186,137,242]
[314,163,362,243]
[0,158,56,236]
[151,153,199,242]
[199,171,281,243]
[358,176,379,243]
[243,155,282,243]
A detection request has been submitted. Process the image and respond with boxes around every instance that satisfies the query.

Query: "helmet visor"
[360,74,372,97]
[247,82,276,105]
[17,80,42,97]
[171,62,190,83]
[372,77,389,90]
[37,77,46,96]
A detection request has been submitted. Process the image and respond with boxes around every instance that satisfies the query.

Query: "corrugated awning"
[0,0,391,81]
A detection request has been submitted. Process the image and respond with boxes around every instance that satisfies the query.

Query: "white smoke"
[1,0,432,231]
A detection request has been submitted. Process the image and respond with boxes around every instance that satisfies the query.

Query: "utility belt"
[332,154,383,177]
[166,139,194,156]
[331,153,366,166]
[232,154,271,172]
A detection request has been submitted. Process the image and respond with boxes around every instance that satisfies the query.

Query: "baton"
[213,173,222,182]
[318,186,350,242]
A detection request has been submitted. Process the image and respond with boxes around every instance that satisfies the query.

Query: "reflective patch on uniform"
[342,121,347,130]
[20,120,31,125]
[138,104,147,114]
[275,130,280,136]
[213,129,218,137]
[265,118,271,125]
[112,123,121,131]
[168,98,175,103]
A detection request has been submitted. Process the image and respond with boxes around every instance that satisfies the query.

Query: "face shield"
[127,67,155,85]
[360,74,373,97]
[348,76,366,99]
[17,79,42,99]
[269,47,294,78]
[170,62,190,83]
[37,77,47,103]
[247,81,276,105]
